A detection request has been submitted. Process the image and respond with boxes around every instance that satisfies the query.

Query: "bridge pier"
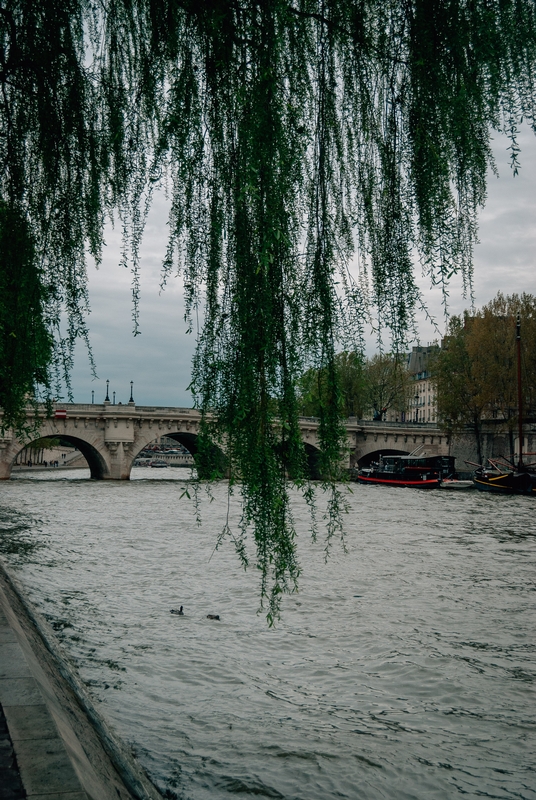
[103,441,134,480]
[0,439,13,480]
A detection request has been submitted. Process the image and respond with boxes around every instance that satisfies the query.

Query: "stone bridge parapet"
[0,404,449,480]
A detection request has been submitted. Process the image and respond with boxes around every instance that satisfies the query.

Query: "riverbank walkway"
[0,604,88,799]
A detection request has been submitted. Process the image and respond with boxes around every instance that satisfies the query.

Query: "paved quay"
[0,693,26,799]
[0,604,87,799]
[0,566,163,800]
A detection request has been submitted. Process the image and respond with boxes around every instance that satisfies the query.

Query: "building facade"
[406,345,439,423]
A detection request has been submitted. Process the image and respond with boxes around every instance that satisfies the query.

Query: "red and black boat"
[357,454,456,488]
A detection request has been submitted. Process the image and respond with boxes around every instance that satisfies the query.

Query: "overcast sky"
[65,126,536,408]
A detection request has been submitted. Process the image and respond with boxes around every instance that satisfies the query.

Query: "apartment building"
[406,345,439,423]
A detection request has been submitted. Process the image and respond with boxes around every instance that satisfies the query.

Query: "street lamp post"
[105,380,110,403]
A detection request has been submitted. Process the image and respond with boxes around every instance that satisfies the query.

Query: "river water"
[0,469,534,799]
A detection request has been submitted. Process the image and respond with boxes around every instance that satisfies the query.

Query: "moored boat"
[472,464,534,495]
[357,454,455,488]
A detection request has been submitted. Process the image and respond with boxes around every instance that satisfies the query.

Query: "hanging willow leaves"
[0,200,52,431]
[0,0,106,418]
[1,0,536,619]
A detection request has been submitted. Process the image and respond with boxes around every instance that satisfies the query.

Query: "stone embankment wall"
[449,425,536,472]
[0,562,164,800]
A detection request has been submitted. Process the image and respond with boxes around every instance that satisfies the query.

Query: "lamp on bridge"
[113,391,116,405]
[129,381,135,405]
[105,380,110,403]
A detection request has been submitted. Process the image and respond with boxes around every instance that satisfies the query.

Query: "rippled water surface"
[1,469,535,799]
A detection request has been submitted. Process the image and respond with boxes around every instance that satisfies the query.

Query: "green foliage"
[299,349,410,421]
[364,354,410,421]
[432,314,487,464]
[299,350,366,418]
[0,0,108,420]
[432,293,536,464]
[2,1,536,617]
[0,201,52,432]
[470,293,536,423]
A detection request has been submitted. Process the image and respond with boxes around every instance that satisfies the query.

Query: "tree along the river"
[364,353,410,421]
[432,293,536,465]
[470,294,536,431]
[299,350,366,419]
[433,316,489,465]
[298,351,409,421]
[2,2,536,619]
[0,201,52,432]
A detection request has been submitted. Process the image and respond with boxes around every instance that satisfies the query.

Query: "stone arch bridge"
[0,403,450,480]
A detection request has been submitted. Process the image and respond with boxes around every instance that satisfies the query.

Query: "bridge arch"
[303,442,323,480]
[357,448,410,468]
[10,435,109,479]
[130,430,228,479]
[160,432,202,456]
